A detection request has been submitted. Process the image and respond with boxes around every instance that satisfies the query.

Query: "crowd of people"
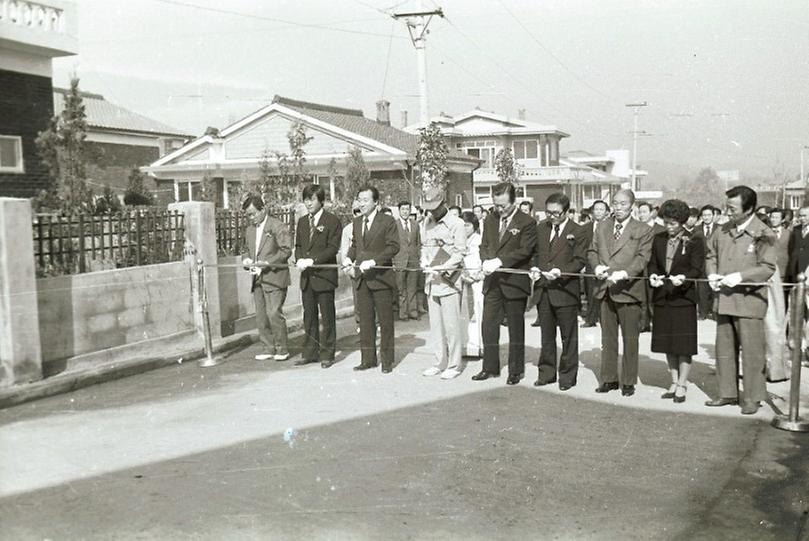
[240,181,808,416]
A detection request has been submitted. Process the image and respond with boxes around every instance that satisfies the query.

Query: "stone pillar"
[0,198,42,386]
[169,201,222,340]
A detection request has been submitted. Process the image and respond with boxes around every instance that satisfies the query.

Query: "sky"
[53,0,809,179]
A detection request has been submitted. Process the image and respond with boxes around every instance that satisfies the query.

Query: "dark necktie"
[705,225,711,237]
[362,217,369,238]
[614,221,623,240]
[499,217,508,239]
[551,224,560,245]
[308,214,315,242]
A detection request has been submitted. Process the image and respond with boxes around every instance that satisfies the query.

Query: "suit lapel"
[498,212,519,250]
[256,218,270,257]
[363,214,383,247]
[549,221,570,259]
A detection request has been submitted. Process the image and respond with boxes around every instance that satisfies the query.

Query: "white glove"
[249,266,263,277]
[529,267,542,281]
[669,274,686,287]
[542,268,562,281]
[296,258,314,270]
[708,273,723,292]
[594,265,610,280]
[481,258,503,275]
[242,257,254,267]
[341,257,353,270]
[359,259,376,273]
[607,270,628,284]
[720,272,743,288]
[649,273,664,288]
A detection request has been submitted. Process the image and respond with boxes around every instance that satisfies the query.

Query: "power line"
[380,20,397,98]
[152,0,407,40]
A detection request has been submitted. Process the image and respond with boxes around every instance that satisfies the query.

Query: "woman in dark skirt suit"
[648,199,705,403]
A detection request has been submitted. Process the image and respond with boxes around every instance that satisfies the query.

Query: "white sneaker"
[255,353,273,361]
[441,368,462,379]
[274,353,290,361]
[422,366,441,377]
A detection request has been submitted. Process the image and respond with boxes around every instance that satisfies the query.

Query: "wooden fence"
[32,210,186,277]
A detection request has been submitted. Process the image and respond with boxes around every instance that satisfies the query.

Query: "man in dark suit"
[694,205,717,319]
[344,185,400,373]
[243,194,292,362]
[294,184,342,368]
[394,201,421,321]
[472,182,538,385]
[787,205,809,283]
[768,208,791,280]
[587,189,653,396]
[529,192,587,390]
[582,200,609,327]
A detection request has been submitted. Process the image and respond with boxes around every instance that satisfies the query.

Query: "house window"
[513,140,538,160]
[0,135,24,173]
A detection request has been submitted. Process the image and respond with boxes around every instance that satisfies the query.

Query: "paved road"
[2,315,808,540]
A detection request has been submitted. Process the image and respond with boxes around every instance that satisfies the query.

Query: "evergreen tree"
[344,145,370,202]
[416,122,449,191]
[123,168,154,206]
[494,147,520,184]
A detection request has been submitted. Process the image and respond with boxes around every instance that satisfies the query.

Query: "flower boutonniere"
[508,228,520,236]
[566,234,576,241]
[681,236,689,256]
[316,225,325,233]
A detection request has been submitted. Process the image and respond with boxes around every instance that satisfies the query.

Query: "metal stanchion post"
[196,259,221,368]
[772,273,809,432]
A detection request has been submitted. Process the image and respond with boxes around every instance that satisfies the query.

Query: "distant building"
[754,180,804,210]
[0,0,77,197]
[408,109,631,210]
[143,96,479,208]
[53,88,190,195]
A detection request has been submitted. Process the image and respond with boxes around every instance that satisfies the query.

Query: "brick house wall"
[0,69,54,197]
[86,141,160,193]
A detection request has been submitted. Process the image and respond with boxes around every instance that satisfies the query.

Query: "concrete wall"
[36,261,194,369]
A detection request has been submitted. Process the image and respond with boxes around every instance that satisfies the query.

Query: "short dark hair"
[242,193,264,211]
[659,199,691,225]
[302,183,325,203]
[461,210,479,233]
[784,209,794,222]
[357,185,379,202]
[492,182,516,203]
[726,185,757,213]
[637,201,652,212]
[519,200,534,212]
[579,209,592,222]
[381,207,392,215]
[700,204,715,214]
[472,204,484,212]
[398,201,412,210]
[545,192,570,212]
[591,200,609,212]
[688,207,700,218]
[449,205,462,213]
[770,207,785,217]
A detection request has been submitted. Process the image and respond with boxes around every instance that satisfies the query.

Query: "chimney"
[401,110,409,127]
[376,99,390,126]
[517,109,526,120]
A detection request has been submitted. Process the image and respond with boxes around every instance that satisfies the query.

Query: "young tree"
[416,122,449,191]
[123,168,154,206]
[344,145,370,203]
[288,120,313,186]
[35,76,94,212]
[494,147,520,184]
[197,172,217,204]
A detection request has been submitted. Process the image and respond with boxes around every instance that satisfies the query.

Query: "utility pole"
[393,0,444,127]
[625,101,648,192]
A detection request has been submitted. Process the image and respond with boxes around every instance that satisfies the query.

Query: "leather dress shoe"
[506,373,524,385]
[471,371,499,381]
[621,385,635,397]
[531,319,541,327]
[559,383,575,391]
[705,397,739,407]
[741,401,760,415]
[321,360,334,369]
[353,364,375,371]
[595,382,619,393]
[533,378,556,387]
[381,366,392,374]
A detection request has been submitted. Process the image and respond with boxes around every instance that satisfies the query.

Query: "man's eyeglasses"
[545,210,564,217]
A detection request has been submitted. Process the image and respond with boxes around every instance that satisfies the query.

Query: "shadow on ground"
[3,386,807,541]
